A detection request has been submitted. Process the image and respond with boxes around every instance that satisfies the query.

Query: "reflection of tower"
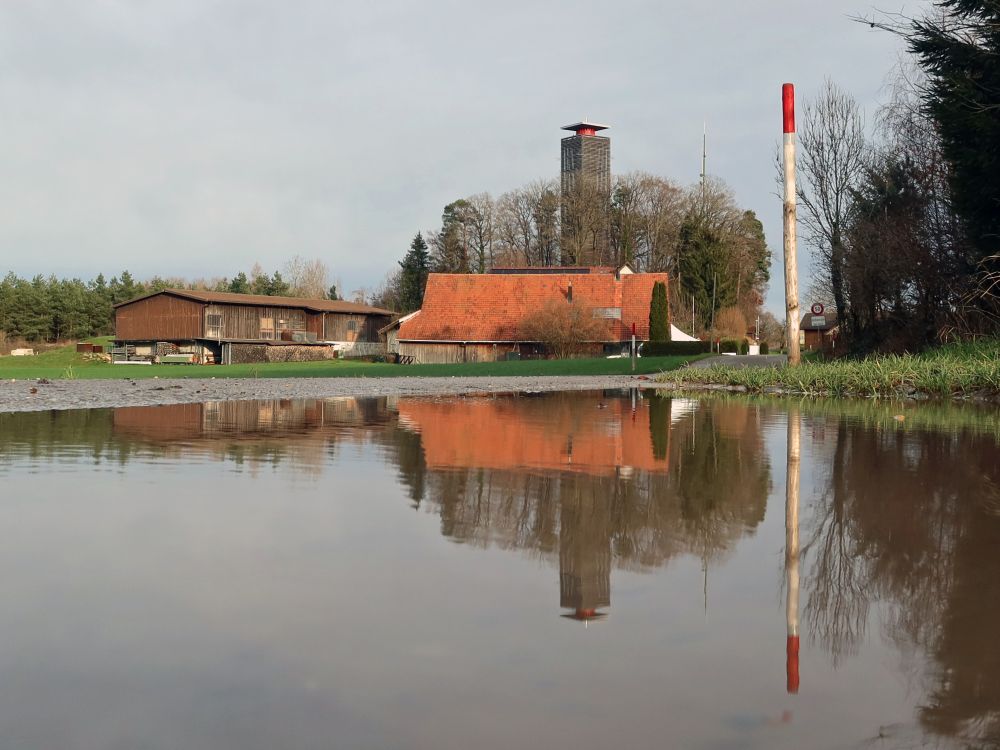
[785,409,801,694]
[559,484,611,622]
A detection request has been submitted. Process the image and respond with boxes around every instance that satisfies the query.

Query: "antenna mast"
[700,122,707,204]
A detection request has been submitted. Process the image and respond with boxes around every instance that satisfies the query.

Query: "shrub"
[720,339,739,353]
[761,341,770,355]
[716,307,748,339]
[739,340,749,355]
[642,340,710,357]
[519,300,610,359]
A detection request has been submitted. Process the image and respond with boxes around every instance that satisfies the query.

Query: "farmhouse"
[114,289,393,364]
[390,265,669,364]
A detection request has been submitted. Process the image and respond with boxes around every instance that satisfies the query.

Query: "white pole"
[783,83,801,366]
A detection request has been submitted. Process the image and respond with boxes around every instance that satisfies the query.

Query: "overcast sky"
[0,0,924,313]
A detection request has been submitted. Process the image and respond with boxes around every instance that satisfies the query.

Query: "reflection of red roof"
[397,395,669,476]
[398,272,668,342]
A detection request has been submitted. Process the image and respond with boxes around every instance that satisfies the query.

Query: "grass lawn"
[0,342,706,380]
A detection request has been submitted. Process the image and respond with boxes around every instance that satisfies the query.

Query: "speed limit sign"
[810,303,824,315]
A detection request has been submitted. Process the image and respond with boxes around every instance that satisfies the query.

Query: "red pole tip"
[786,635,800,694]
[782,83,795,134]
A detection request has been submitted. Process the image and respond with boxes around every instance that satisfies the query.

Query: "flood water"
[1,392,999,750]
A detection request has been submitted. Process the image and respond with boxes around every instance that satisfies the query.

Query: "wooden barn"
[392,265,669,364]
[113,289,394,364]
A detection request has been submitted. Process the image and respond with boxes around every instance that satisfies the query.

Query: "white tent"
[669,324,700,342]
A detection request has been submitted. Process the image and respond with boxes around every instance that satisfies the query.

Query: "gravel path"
[0,375,655,413]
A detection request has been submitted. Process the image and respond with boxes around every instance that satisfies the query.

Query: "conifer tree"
[649,281,669,341]
[399,232,430,312]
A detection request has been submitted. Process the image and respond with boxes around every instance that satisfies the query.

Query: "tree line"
[376,172,772,341]
[798,0,1000,352]
[0,257,342,344]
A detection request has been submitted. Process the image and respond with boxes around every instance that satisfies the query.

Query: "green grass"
[659,340,1000,399]
[0,343,706,381]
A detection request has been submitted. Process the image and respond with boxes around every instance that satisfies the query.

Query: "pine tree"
[399,232,430,312]
[649,281,669,341]
[228,272,250,294]
[678,219,736,330]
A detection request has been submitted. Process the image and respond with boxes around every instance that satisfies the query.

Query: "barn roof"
[397,271,668,342]
[114,289,394,316]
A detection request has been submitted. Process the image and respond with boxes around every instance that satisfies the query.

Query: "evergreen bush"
[642,341,710,357]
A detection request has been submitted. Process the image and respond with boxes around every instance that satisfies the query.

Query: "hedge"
[720,339,739,353]
[642,340,710,356]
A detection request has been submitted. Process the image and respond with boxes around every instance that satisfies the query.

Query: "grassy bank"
[0,343,706,380]
[671,390,1000,439]
[659,340,1000,399]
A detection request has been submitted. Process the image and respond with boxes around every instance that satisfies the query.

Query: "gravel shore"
[0,375,652,413]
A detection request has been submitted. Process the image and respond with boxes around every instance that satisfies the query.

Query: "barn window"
[347,320,358,332]
[206,314,223,339]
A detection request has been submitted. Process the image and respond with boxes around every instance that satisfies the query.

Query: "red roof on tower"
[561,121,609,137]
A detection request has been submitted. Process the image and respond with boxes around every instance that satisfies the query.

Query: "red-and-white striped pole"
[782,83,801,366]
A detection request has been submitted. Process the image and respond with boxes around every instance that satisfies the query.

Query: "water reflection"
[0,394,999,748]
[800,408,1000,747]
[398,393,771,622]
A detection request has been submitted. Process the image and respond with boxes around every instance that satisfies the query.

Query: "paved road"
[686,354,788,369]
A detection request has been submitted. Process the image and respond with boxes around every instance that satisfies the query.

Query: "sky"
[0,0,925,314]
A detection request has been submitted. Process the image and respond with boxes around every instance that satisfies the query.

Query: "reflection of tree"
[385,426,427,509]
[648,396,669,461]
[802,419,1000,746]
[671,403,769,564]
[802,422,873,665]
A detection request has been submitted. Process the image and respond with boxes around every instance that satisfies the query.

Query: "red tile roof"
[398,272,668,342]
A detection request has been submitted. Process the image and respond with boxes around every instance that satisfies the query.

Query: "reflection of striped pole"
[785,407,801,694]
[782,84,801,366]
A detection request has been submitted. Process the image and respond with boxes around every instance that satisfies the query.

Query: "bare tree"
[561,179,609,266]
[465,193,496,273]
[797,80,867,329]
[640,174,686,273]
[283,256,331,298]
[495,187,537,265]
[493,180,559,266]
